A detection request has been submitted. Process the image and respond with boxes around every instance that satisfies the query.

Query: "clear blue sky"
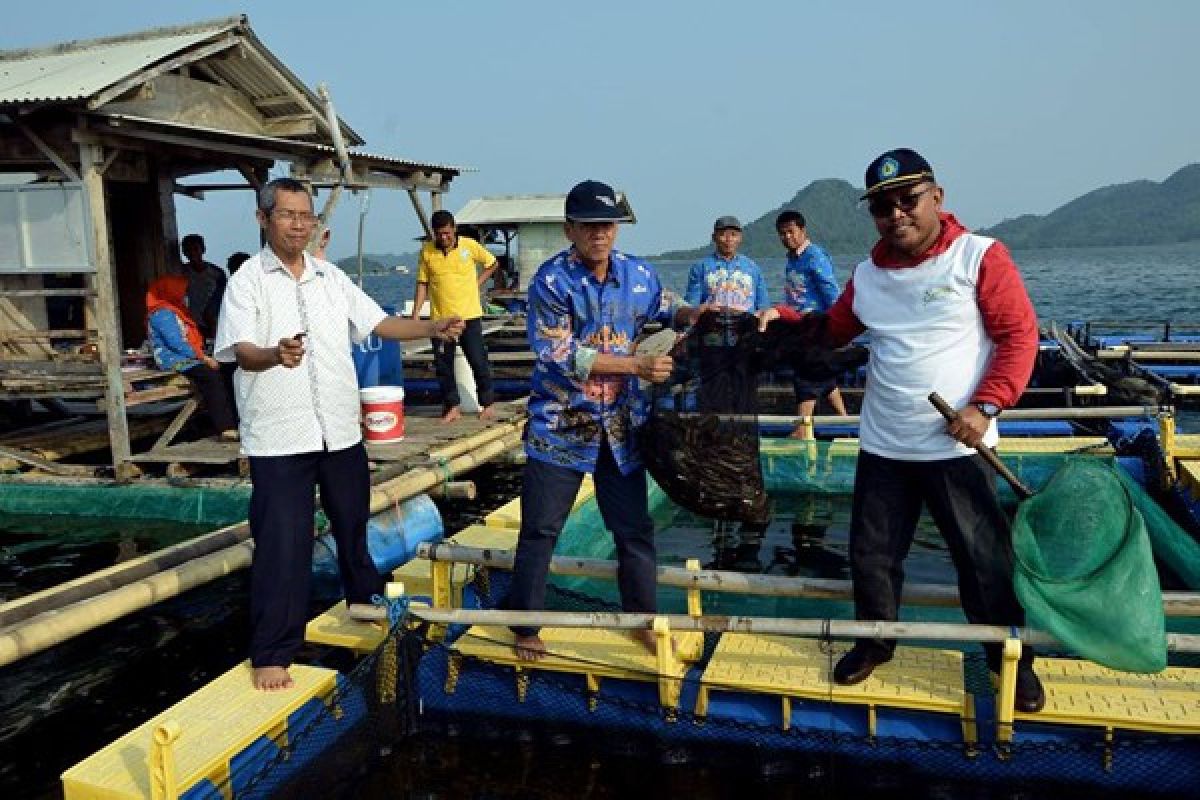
[5,1,1198,261]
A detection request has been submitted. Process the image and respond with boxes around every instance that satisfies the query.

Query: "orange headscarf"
[146,275,206,358]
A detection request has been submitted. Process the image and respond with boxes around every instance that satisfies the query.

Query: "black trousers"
[849,450,1031,669]
[504,442,657,637]
[433,317,495,410]
[183,363,238,433]
[247,442,383,668]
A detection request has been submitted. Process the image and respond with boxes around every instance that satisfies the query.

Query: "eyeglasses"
[272,210,318,225]
[866,186,932,218]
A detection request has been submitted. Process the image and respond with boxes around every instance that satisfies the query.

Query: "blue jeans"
[504,441,656,636]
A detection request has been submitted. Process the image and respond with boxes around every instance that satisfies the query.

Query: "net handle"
[928,392,1035,500]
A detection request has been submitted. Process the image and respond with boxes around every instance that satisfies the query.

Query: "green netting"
[1013,459,1168,673]
[1116,467,1200,588]
[0,482,250,526]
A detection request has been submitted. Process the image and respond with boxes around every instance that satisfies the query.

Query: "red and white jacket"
[778,213,1038,460]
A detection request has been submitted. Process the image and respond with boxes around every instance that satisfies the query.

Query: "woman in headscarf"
[146,275,238,440]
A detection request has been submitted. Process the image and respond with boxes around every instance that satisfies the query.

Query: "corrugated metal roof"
[0,16,364,145]
[94,112,467,176]
[0,18,240,105]
[455,193,635,226]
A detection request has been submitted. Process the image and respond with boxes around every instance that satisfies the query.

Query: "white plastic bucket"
[360,385,406,442]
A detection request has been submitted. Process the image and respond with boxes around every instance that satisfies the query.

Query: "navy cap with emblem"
[564,180,632,223]
[861,148,935,199]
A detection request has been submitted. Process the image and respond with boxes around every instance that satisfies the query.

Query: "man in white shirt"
[216,177,463,691]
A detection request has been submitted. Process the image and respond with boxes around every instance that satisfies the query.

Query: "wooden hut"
[0,16,462,477]
[454,192,636,290]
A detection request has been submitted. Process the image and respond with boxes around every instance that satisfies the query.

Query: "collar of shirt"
[567,246,623,287]
[259,247,326,281]
[705,252,748,269]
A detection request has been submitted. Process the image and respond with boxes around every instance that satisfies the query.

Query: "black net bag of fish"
[641,310,767,524]
[641,310,869,525]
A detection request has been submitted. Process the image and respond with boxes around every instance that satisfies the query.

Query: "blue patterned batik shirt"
[783,242,840,312]
[683,253,770,311]
[525,247,680,475]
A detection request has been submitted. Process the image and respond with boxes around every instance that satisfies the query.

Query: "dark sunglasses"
[867,185,932,218]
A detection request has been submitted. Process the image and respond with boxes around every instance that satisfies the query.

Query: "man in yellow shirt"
[411,210,499,421]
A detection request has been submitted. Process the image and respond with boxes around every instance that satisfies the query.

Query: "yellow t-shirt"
[416,236,497,320]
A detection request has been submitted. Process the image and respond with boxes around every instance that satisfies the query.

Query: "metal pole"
[417,542,1200,617]
[405,607,1200,653]
[356,190,370,288]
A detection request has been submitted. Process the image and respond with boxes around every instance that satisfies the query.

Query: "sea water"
[3,243,1199,799]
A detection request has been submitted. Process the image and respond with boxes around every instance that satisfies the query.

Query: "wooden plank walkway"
[123,402,526,475]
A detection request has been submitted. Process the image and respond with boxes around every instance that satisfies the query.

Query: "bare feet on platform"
[440,406,462,424]
[514,633,547,661]
[253,666,294,691]
[478,404,496,421]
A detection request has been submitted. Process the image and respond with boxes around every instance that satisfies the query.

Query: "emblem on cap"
[879,157,900,180]
[597,194,615,207]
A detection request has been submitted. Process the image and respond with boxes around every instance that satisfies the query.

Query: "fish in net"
[640,310,867,524]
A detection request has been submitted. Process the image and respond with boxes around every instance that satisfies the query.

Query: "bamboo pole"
[369,430,522,514]
[407,608,1200,653]
[0,431,523,662]
[0,542,253,668]
[427,481,477,500]
[425,416,525,463]
[419,542,1200,618]
[0,521,250,628]
[760,406,1161,428]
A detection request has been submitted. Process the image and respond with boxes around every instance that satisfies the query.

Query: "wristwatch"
[974,402,1001,419]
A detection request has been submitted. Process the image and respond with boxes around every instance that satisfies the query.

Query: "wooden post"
[407,188,432,238]
[157,166,180,274]
[431,191,443,211]
[79,139,134,477]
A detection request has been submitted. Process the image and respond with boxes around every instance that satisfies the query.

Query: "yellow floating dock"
[695,634,971,740]
[61,662,338,800]
[1015,657,1200,735]
[448,623,705,710]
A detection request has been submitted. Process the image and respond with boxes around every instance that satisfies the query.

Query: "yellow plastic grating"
[61,662,337,800]
[1178,459,1200,501]
[1014,657,1200,734]
[451,625,703,680]
[482,476,594,530]
[697,634,967,729]
[305,601,388,653]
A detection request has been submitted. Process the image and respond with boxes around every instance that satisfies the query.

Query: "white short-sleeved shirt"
[214,247,387,457]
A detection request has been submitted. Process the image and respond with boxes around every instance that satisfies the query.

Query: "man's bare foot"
[788,426,808,439]
[253,666,294,691]
[514,633,547,661]
[440,406,462,424]
[478,404,496,421]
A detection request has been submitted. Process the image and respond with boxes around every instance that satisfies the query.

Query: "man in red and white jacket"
[759,148,1044,712]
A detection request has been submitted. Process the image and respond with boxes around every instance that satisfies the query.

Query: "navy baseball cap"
[862,148,935,198]
[564,180,632,222]
[713,215,742,232]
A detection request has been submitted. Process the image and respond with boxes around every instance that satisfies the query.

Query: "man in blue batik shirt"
[777,210,848,433]
[507,179,703,661]
[684,216,770,312]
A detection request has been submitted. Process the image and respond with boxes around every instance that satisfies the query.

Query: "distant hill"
[333,251,418,275]
[657,179,878,260]
[980,164,1200,248]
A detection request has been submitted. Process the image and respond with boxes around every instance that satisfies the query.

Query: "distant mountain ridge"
[979,164,1200,248]
[656,163,1200,259]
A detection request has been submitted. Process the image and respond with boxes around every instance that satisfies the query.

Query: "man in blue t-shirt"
[684,216,770,312]
[776,211,848,435]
